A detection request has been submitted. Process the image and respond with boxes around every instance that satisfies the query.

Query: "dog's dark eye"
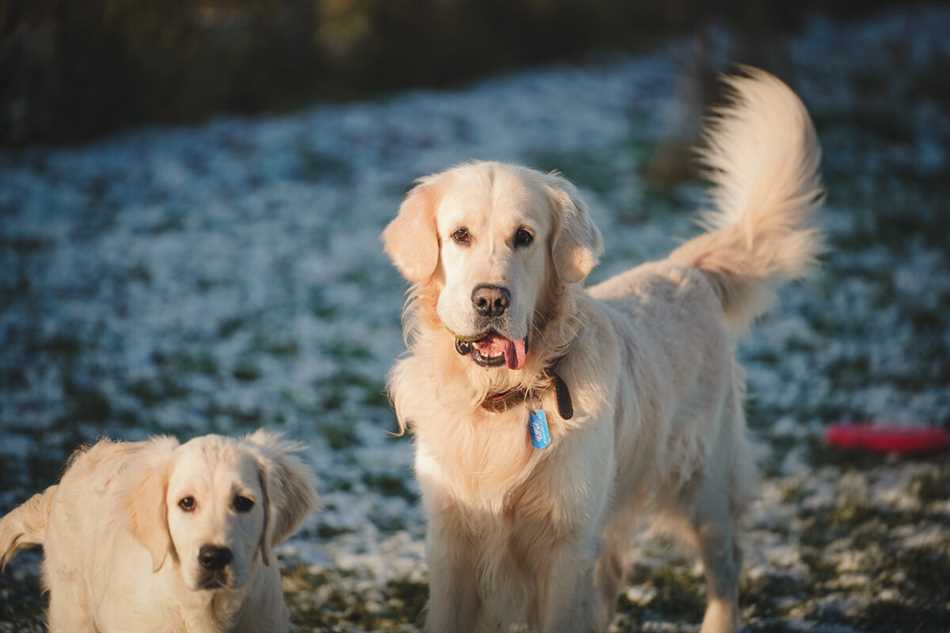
[451,227,471,246]
[514,227,534,248]
[233,495,255,513]
[178,496,196,512]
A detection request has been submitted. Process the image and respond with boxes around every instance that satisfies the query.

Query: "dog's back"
[1,438,159,630]
[0,442,118,570]
[590,69,822,489]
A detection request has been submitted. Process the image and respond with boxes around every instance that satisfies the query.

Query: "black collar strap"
[480,358,574,420]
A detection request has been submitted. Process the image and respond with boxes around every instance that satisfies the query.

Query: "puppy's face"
[127,432,317,594]
[383,162,603,371]
[166,438,266,591]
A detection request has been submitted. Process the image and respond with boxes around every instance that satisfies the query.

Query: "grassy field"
[1,7,948,632]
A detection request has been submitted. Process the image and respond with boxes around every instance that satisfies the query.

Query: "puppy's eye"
[451,227,471,246]
[178,496,196,512]
[513,227,534,248]
[233,495,255,513]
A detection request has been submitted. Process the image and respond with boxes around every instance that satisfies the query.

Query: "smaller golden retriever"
[0,430,318,633]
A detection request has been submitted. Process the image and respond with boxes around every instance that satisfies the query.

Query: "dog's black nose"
[198,545,233,570]
[471,284,511,318]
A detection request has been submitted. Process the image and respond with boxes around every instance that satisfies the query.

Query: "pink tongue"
[503,338,527,370]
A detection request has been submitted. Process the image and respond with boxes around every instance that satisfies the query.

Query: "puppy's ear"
[382,181,440,284]
[245,430,318,567]
[545,174,604,284]
[126,436,179,573]
[256,467,273,566]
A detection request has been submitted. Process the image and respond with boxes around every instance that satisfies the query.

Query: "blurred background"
[1,1,949,631]
[0,0,928,147]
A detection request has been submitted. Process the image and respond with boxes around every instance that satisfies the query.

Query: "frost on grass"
[2,7,950,632]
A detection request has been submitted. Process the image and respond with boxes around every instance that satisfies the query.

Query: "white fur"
[383,69,823,633]
[672,67,825,335]
[0,431,318,633]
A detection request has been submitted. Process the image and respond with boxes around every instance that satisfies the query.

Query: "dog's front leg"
[424,522,479,633]
[535,538,601,633]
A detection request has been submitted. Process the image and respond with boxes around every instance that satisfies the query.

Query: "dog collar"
[480,359,574,421]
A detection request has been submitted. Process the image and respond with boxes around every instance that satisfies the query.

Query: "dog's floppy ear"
[256,467,272,566]
[382,180,440,284]
[126,436,179,573]
[245,430,318,567]
[545,173,604,284]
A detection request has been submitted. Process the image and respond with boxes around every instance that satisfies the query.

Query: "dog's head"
[383,161,602,371]
[125,431,318,592]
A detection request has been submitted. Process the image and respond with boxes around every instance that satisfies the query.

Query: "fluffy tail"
[671,68,824,335]
[0,485,57,570]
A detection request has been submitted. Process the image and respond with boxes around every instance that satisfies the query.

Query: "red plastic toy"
[825,424,950,455]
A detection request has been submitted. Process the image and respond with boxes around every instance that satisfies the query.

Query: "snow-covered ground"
[2,6,949,632]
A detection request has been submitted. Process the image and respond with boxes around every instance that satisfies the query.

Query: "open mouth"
[455,331,528,370]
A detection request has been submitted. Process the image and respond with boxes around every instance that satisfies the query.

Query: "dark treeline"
[0,0,916,147]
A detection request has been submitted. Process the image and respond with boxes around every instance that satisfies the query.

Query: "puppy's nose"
[198,545,233,571]
[471,284,510,318]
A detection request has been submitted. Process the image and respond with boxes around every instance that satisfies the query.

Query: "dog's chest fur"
[416,403,545,513]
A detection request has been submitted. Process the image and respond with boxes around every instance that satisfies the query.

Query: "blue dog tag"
[528,409,551,449]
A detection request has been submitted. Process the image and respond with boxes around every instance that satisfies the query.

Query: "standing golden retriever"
[0,431,318,633]
[383,69,823,633]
